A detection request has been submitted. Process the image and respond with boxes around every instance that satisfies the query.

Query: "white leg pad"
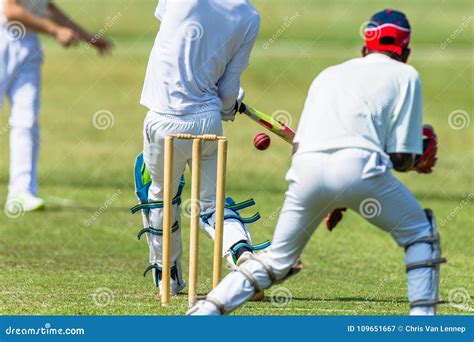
[405,210,446,313]
[200,207,252,256]
[148,205,183,265]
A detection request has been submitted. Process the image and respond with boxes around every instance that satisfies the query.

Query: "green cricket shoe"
[4,193,45,217]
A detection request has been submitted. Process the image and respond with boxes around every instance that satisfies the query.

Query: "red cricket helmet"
[365,9,411,56]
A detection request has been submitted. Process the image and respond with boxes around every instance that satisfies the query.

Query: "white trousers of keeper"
[193,148,439,314]
[0,35,42,200]
[142,111,251,268]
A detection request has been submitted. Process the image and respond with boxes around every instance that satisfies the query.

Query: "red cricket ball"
[254,133,271,151]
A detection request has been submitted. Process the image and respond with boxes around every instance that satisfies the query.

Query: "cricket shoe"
[160,278,186,297]
[4,193,45,217]
[410,306,435,316]
[154,265,186,296]
[187,300,222,316]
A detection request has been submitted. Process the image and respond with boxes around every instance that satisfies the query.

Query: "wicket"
[162,134,228,307]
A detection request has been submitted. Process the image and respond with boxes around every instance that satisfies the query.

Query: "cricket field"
[0,0,472,315]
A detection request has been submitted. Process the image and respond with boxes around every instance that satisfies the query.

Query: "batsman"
[133,0,269,296]
[189,9,445,315]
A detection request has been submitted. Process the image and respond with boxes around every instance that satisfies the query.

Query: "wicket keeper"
[189,9,444,316]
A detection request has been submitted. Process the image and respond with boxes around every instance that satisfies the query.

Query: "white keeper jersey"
[141,0,260,115]
[294,53,423,156]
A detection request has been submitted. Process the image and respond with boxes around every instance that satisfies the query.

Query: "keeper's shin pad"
[208,257,274,314]
[405,209,446,313]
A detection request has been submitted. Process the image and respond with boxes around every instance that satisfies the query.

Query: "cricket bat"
[238,103,296,144]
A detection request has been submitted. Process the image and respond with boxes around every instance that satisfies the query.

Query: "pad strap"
[143,264,178,279]
[404,236,439,249]
[223,213,261,224]
[205,297,226,315]
[232,241,271,253]
[137,221,180,240]
[237,267,261,293]
[143,264,162,278]
[131,176,185,214]
[200,198,259,223]
[130,197,181,214]
[225,199,257,212]
[406,258,447,272]
[249,255,277,283]
[230,241,271,263]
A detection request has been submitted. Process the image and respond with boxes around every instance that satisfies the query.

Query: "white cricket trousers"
[142,111,249,266]
[202,148,435,313]
[0,35,42,199]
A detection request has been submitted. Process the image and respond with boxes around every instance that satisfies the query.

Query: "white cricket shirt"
[141,0,260,115]
[295,53,423,155]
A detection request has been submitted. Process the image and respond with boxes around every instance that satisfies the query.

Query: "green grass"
[0,0,472,315]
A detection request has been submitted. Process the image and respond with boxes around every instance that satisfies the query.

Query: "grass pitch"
[0,0,472,315]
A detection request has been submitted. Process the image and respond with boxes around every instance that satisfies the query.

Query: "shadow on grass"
[263,296,407,304]
[44,206,132,213]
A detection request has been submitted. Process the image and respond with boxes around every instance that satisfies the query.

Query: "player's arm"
[2,0,75,45]
[219,14,260,121]
[387,72,437,174]
[390,124,438,173]
[47,2,112,54]
[385,70,434,172]
[155,0,167,22]
[218,72,244,121]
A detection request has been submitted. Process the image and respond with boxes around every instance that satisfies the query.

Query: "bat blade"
[239,103,295,144]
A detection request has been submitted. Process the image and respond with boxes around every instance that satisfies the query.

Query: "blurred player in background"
[189,9,445,316]
[0,0,112,214]
[134,0,269,296]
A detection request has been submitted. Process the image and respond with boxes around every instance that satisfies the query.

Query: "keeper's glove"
[414,124,438,174]
[221,88,245,122]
